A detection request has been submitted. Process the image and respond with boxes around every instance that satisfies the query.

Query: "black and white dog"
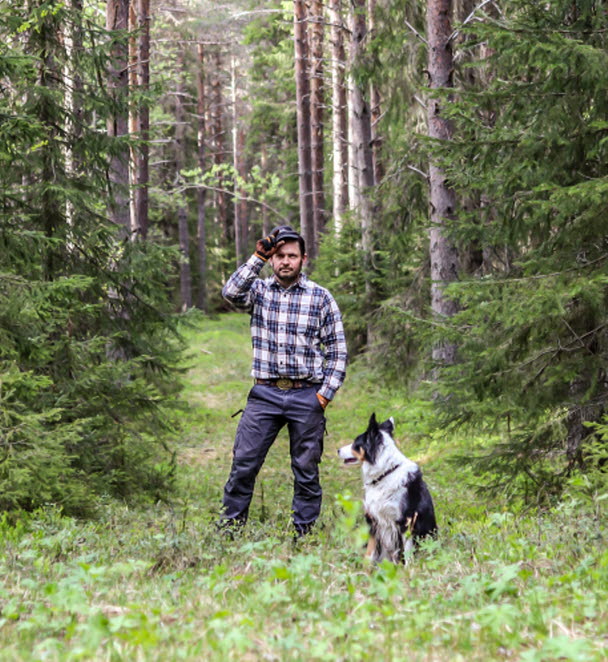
[338,413,438,564]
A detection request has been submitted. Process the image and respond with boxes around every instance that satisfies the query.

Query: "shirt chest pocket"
[295,311,322,345]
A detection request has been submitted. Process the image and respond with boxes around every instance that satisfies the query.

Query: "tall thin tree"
[426,0,459,367]
[106,0,130,238]
[175,48,192,310]
[231,55,248,266]
[127,1,137,238]
[368,0,383,184]
[211,51,228,243]
[135,0,150,239]
[329,0,349,233]
[294,0,314,255]
[196,42,208,312]
[348,0,377,344]
[309,0,325,257]
[348,0,375,208]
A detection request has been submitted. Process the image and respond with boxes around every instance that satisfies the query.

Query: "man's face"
[271,240,307,286]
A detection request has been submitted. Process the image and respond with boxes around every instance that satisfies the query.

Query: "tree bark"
[368,0,383,184]
[212,51,228,243]
[348,0,375,207]
[128,1,139,239]
[237,127,248,260]
[309,0,325,257]
[106,0,130,238]
[348,0,376,346]
[175,50,192,311]
[329,0,349,233]
[231,55,248,266]
[427,0,459,366]
[135,0,150,239]
[294,0,314,257]
[196,42,208,312]
[261,144,271,236]
[62,0,82,233]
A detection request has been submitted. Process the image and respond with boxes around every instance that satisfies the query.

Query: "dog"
[337,413,437,564]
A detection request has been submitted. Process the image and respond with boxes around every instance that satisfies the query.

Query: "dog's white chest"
[363,462,417,520]
[365,486,402,522]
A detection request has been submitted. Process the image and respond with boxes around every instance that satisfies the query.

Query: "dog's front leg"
[365,535,377,560]
[365,513,379,562]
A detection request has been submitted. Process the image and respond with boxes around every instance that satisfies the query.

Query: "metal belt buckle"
[276,378,293,390]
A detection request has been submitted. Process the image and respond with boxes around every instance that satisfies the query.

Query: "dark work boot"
[216,517,246,540]
[293,521,314,542]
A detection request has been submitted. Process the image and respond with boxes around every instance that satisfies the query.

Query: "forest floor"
[1,313,607,661]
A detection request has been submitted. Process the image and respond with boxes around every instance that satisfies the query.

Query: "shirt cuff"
[318,385,335,401]
[250,253,268,269]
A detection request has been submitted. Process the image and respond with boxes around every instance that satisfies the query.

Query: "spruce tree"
[433,0,608,499]
[0,0,182,514]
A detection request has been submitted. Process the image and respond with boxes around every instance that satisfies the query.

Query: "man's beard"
[273,263,302,286]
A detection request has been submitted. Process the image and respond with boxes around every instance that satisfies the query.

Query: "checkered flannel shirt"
[222,254,348,400]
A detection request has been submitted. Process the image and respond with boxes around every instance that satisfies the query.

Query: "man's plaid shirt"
[222,254,348,400]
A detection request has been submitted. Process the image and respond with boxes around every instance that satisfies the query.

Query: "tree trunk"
[212,51,228,243]
[348,0,374,241]
[62,0,82,233]
[309,0,325,257]
[368,0,384,184]
[175,50,192,311]
[348,0,376,345]
[294,0,314,257]
[348,0,375,191]
[135,0,150,239]
[128,1,138,239]
[231,56,248,266]
[106,0,130,238]
[329,0,349,233]
[237,127,249,260]
[427,0,459,367]
[37,13,62,280]
[196,42,208,312]
[261,144,271,236]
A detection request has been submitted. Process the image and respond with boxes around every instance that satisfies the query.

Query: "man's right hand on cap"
[255,231,283,260]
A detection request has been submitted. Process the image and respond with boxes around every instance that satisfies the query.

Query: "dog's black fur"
[338,413,438,563]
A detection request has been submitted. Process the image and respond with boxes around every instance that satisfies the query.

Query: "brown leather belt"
[255,378,314,390]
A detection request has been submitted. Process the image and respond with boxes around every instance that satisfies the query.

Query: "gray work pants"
[221,383,326,532]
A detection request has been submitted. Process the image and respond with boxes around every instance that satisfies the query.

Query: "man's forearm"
[222,254,265,309]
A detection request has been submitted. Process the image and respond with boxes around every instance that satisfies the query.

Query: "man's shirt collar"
[269,272,310,291]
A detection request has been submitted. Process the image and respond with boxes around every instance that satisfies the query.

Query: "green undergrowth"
[0,313,606,661]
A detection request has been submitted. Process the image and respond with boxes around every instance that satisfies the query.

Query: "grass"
[0,312,607,661]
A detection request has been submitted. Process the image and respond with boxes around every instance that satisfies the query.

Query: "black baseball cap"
[272,225,302,243]
[272,225,306,254]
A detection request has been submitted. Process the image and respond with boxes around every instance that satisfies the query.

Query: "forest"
[1,0,607,659]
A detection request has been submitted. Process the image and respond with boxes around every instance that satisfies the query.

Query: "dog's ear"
[367,413,379,436]
[379,416,395,435]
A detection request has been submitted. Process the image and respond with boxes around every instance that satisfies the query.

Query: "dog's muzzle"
[338,443,360,465]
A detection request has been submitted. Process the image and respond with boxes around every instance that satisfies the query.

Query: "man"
[220,225,348,537]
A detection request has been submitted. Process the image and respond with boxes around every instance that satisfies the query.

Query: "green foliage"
[387,0,608,498]
[314,0,608,501]
[0,315,606,660]
[0,1,183,513]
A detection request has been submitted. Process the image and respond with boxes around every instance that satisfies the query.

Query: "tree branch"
[450,0,502,42]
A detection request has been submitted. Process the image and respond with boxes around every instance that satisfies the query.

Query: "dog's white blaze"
[337,443,358,463]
